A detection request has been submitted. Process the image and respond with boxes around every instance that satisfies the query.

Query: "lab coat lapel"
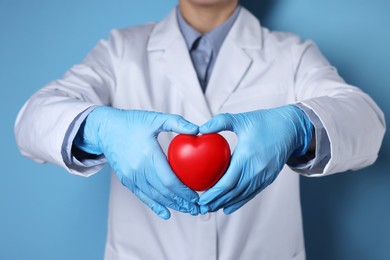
[148,8,212,119]
[205,8,263,114]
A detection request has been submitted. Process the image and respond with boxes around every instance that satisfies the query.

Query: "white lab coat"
[15,7,385,260]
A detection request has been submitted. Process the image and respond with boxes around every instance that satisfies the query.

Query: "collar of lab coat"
[147,7,263,118]
[148,7,262,51]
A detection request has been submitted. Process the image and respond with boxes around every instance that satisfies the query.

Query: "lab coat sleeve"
[14,30,121,176]
[289,103,331,174]
[292,40,386,176]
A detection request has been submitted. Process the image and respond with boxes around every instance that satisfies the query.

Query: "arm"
[14,30,200,219]
[293,41,386,175]
[198,40,386,214]
[14,30,117,175]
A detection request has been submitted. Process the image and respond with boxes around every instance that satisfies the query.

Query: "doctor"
[15,0,385,259]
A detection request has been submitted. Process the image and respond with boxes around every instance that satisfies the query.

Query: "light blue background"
[1,0,389,259]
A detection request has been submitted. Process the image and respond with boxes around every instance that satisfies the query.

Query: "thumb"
[159,114,199,134]
[199,114,235,134]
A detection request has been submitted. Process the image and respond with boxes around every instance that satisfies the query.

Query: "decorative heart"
[168,133,231,191]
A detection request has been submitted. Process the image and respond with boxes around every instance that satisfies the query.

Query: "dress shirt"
[177,6,240,91]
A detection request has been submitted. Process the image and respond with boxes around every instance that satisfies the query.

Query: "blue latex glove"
[73,107,200,219]
[198,105,314,214]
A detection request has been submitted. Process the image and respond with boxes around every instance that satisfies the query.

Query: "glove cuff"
[73,113,103,156]
[289,105,314,158]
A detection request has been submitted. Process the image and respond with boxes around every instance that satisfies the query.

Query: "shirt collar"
[177,5,241,55]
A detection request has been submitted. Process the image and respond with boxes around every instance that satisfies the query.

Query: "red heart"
[168,133,231,191]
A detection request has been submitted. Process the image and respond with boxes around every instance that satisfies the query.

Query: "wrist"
[287,105,314,157]
[73,108,105,155]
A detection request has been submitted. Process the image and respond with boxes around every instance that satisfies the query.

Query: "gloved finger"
[152,146,200,204]
[199,182,250,213]
[143,177,199,216]
[198,154,243,205]
[198,166,254,213]
[223,199,249,215]
[120,166,198,216]
[153,189,199,216]
[200,205,210,215]
[200,162,253,215]
[145,158,199,215]
[221,169,279,214]
[223,189,261,215]
[199,113,236,134]
[132,185,171,220]
[150,183,199,215]
[158,114,199,134]
[216,167,279,214]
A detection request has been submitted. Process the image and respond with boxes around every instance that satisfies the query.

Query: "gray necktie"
[190,36,213,92]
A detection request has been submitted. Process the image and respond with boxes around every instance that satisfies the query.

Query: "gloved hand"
[73,107,200,219]
[198,105,314,214]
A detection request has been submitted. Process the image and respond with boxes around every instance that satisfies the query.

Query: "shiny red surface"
[168,134,231,191]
